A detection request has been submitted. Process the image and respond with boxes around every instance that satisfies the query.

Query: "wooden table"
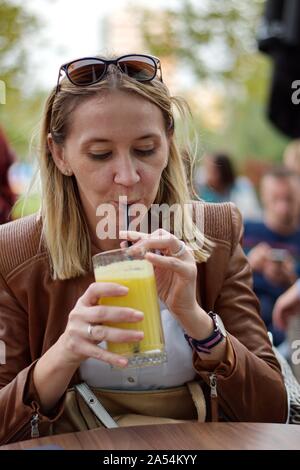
[1,422,300,450]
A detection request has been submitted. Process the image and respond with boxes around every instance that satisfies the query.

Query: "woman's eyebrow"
[81,134,160,147]
[81,138,110,146]
[135,133,160,141]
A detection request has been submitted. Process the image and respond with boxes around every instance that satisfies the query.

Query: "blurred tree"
[137,0,263,87]
[0,0,44,158]
[0,0,38,87]
[0,88,45,158]
[135,0,289,165]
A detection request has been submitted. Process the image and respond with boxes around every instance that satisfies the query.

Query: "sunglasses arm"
[55,67,64,94]
[158,62,163,82]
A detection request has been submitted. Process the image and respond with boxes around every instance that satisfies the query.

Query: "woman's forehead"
[68,92,166,141]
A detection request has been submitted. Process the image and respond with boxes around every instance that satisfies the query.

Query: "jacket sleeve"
[194,203,288,423]
[0,273,64,444]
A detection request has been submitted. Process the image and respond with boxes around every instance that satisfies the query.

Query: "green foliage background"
[134,0,289,166]
[0,0,45,159]
[0,0,291,168]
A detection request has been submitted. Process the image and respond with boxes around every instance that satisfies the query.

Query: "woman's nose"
[113,157,140,187]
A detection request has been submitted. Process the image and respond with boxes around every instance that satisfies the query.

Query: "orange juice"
[94,258,165,365]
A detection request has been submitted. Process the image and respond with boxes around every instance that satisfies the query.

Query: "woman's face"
[51,90,170,231]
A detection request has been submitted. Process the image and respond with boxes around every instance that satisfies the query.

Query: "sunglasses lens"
[118,55,157,81]
[66,59,106,85]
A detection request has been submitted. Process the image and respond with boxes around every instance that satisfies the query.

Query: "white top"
[79,300,196,390]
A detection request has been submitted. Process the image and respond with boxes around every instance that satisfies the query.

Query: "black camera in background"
[258,0,300,51]
[257,0,300,138]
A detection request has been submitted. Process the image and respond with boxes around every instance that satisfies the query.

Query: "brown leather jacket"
[0,202,287,444]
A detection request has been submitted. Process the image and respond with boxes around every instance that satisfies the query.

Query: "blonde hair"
[39,64,213,279]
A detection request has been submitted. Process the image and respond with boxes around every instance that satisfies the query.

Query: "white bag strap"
[186,381,206,422]
[76,381,207,427]
[75,382,119,429]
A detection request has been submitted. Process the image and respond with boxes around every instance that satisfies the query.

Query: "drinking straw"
[119,201,133,247]
[126,203,133,247]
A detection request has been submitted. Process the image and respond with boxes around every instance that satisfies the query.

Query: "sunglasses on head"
[56,54,163,93]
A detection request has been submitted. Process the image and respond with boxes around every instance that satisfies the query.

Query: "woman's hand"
[33,282,144,413]
[119,229,228,365]
[264,255,297,287]
[119,229,199,319]
[59,282,144,368]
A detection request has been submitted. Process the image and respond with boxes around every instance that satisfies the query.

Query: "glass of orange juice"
[92,247,167,368]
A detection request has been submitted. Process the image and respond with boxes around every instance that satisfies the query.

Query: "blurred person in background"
[244,167,300,350]
[273,280,300,332]
[279,140,300,379]
[194,152,262,221]
[283,139,300,176]
[0,126,15,224]
[283,139,300,223]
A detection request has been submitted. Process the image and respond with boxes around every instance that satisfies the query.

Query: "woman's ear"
[47,133,73,176]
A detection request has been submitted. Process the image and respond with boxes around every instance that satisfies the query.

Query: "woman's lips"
[111,199,142,205]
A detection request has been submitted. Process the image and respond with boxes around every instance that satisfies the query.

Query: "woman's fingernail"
[133,310,144,319]
[117,358,128,367]
[145,251,154,257]
[117,286,129,292]
[135,331,144,339]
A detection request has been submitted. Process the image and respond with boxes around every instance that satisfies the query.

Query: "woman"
[0,54,287,444]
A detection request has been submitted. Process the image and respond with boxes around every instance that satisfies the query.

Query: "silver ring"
[170,241,186,258]
[87,324,94,338]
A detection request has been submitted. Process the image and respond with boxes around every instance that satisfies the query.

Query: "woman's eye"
[135,148,155,156]
[88,152,111,160]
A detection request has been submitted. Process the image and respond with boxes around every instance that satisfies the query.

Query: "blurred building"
[185,84,226,131]
[99,9,179,93]
[101,10,144,54]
